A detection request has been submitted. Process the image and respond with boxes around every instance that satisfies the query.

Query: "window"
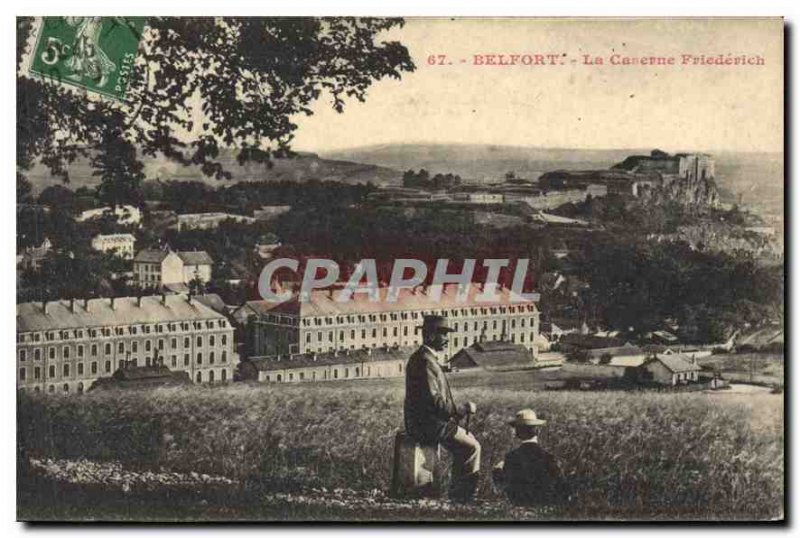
[63,384,69,393]
[91,344,98,356]
[19,349,26,362]
[34,349,41,361]
[222,351,227,363]
[289,373,293,381]
[49,365,55,378]
[132,342,138,353]
[355,367,359,377]
[77,345,84,358]
[221,370,227,381]
[210,352,215,364]
[184,337,190,347]
[158,339,164,351]
[63,364,70,377]
[104,343,111,355]
[196,372,202,383]
[209,370,215,383]
[344,368,349,378]
[91,362,98,374]
[49,348,55,360]
[171,338,177,349]
[221,335,227,346]
[184,354,190,366]
[77,382,84,394]
[118,342,125,354]
[19,368,25,381]
[105,360,111,373]
[277,374,282,382]
[34,367,40,380]
[196,336,203,347]
[210,335,215,347]
[171,356,177,367]
[334,369,338,379]
[197,353,203,365]
[145,340,151,352]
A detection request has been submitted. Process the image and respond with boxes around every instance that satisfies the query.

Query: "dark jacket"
[404,346,461,444]
[500,442,570,506]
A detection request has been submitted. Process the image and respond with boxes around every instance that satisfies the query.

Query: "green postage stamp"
[25,17,146,101]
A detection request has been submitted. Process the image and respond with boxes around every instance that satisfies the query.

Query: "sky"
[291,18,783,154]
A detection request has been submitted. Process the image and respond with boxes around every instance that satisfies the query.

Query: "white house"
[91,233,136,259]
[133,249,213,289]
[639,354,702,386]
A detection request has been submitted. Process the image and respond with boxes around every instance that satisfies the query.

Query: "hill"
[324,143,784,224]
[23,149,402,194]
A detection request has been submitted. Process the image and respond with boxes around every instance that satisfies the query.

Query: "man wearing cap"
[404,314,481,503]
[492,409,570,507]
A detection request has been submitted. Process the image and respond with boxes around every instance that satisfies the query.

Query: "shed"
[449,341,535,372]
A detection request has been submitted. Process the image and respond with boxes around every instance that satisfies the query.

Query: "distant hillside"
[323,143,640,183]
[325,143,783,223]
[23,148,402,194]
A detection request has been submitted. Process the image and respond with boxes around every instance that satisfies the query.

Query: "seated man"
[492,409,570,507]
[404,315,480,503]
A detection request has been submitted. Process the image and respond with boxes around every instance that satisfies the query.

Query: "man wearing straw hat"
[492,409,570,507]
[404,314,481,503]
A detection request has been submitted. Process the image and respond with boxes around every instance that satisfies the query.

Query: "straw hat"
[508,408,547,427]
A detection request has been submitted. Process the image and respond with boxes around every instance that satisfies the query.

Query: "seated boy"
[492,409,570,507]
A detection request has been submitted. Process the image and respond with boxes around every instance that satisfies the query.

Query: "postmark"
[23,17,147,101]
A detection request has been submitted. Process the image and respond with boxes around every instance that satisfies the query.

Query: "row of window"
[295,305,538,327]
[18,320,229,343]
[301,318,537,345]
[19,351,230,381]
[19,335,230,362]
[264,362,404,383]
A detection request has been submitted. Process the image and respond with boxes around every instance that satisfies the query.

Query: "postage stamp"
[25,17,146,101]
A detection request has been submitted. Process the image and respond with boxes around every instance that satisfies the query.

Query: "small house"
[637,354,703,386]
[449,341,535,372]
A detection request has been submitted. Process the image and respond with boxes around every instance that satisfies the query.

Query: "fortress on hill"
[538,149,719,207]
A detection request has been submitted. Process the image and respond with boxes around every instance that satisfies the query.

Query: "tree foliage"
[17,17,414,198]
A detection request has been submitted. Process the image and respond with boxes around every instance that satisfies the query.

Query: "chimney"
[161,293,167,306]
[84,298,89,310]
[110,297,116,310]
[137,296,143,308]
[70,299,76,313]
[41,301,48,315]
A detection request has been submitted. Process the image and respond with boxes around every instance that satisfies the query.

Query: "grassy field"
[697,353,784,387]
[17,381,784,521]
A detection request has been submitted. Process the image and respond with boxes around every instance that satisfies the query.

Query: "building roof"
[247,345,413,371]
[17,294,227,332]
[450,341,534,370]
[92,233,136,241]
[133,249,213,265]
[134,249,170,263]
[264,283,539,318]
[90,365,192,391]
[645,354,703,373]
[177,251,214,265]
[192,293,227,315]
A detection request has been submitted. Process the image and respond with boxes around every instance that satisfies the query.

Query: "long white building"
[249,283,541,360]
[16,294,237,394]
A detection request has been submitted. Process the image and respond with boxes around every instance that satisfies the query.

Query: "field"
[18,380,784,522]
